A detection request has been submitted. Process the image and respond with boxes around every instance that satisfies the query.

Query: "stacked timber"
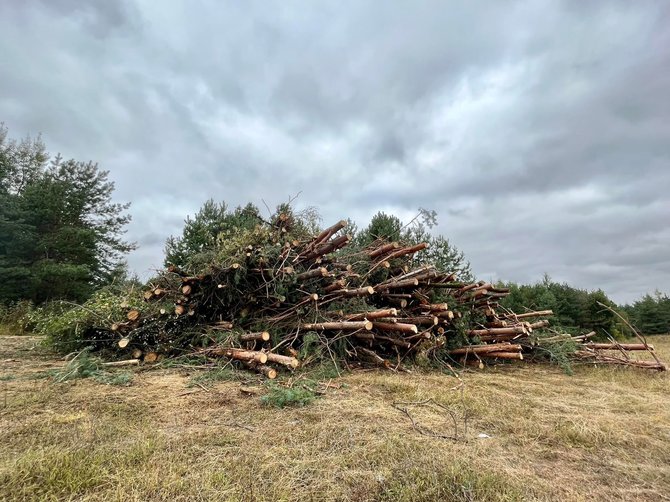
[88,214,664,376]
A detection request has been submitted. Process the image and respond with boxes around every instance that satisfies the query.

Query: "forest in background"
[1,125,668,336]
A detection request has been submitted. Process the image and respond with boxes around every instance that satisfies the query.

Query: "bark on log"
[333,286,375,297]
[469,326,528,337]
[214,348,268,364]
[312,220,347,247]
[244,361,278,379]
[296,267,329,281]
[265,352,300,368]
[384,242,428,261]
[385,297,408,308]
[373,321,418,334]
[345,308,398,321]
[240,331,271,342]
[102,359,140,367]
[395,316,438,326]
[374,278,419,292]
[376,335,412,349]
[303,234,351,260]
[368,242,400,258]
[302,321,373,331]
[481,351,524,360]
[508,310,554,319]
[584,343,654,351]
[324,280,347,293]
[449,343,522,355]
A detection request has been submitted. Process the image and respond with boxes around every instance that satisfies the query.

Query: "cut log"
[376,335,412,349]
[449,343,522,355]
[181,284,192,295]
[373,321,418,334]
[395,316,437,326]
[174,305,186,316]
[333,286,375,297]
[127,310,140,321]
[481,351,524,360]
[368,242,400,258]
[383,242,428,261]
[102,359,140,367]
[374,278,419,292]
[302,321,373,331]
[324,280,347,293]
[469,326,527,337]
[345,308,398,321]
[245,362,278,379]
[240,331,271,342]
[144,352,159,363]
[507,310,554,319]
[302,234,351,260]
[312,220,347,247]
[118,337,130,348]
[385,297,408,308]
[296,267,329,281]
[216,348,268,364]
[584,343,654,351]
[265,353,300,368]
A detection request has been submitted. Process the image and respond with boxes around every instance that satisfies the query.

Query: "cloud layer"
[1,0,668,303]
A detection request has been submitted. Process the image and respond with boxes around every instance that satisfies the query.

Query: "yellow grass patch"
[1,335,669,501]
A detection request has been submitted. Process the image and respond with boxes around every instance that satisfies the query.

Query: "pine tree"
[0,125,134,304]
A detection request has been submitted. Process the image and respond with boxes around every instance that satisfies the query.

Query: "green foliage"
[261,381,319,408]
[189,364,245,386]
[0,125,134,305]
[28,288,143,353]
[359,212,403,245]
[0,300,34,335]
[95,371,134,386]
[355,209,473,281]
[48,349,133,385]
[532,335,578,375]
[623,291,670,335]
[49,349,101,382]
[499,275,623,339]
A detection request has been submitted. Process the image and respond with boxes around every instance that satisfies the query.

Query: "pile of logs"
[95,216,665,376]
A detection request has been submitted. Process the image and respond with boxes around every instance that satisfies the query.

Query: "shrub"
[261,382,319,408]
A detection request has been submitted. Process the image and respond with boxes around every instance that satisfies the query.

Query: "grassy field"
[1,335,669,501]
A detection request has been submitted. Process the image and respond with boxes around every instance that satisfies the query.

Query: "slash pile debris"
[85,213,666,377]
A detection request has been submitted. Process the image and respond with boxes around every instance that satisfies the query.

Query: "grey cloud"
[1,0,668,303]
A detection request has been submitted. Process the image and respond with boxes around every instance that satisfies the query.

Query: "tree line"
[0,125,667,335]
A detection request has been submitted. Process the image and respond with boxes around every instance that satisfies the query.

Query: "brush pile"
[83,212,665,377]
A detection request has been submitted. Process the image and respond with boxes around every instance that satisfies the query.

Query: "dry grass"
[1,335,669,501]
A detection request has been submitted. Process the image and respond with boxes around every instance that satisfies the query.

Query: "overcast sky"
[1,1,668,303]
